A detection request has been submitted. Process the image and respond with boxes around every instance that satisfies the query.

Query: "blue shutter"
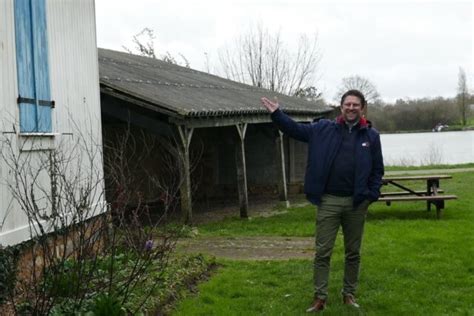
[14,0,37,132]
[32,0,51,132]
[14,0,52,133]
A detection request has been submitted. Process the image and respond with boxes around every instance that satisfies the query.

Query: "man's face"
[340,95,363,123]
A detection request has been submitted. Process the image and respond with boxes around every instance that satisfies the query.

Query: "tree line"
[366,66,472,132]
[367,97,470,132]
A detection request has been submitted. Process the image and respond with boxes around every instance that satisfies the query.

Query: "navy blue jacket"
[271,109,384,206]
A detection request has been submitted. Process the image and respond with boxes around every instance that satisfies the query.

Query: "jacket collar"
[336,115,370,129]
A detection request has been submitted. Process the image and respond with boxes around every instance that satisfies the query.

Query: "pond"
[380,130,474,166]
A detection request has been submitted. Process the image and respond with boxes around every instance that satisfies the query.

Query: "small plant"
[90,293,126,316]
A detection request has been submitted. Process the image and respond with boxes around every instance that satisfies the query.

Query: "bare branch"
[217,22,321,97]
[123,27,191,68]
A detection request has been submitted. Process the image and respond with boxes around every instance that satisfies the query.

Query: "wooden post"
[276,131,290,208]
[436,200,444,219]
[426,180,431,212]
[177,125,194,224]
[235,123,248,218]
[427,179,439,212]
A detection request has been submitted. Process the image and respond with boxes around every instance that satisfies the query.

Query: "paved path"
[178,236,315,260]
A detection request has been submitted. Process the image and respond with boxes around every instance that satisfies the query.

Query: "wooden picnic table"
[378,174,457,219]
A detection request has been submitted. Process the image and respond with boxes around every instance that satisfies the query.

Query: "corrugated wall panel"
[0,0,22,237]
[47,0,102,134]
[0,0,18,121]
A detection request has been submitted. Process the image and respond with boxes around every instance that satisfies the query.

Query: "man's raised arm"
[260,96,312,143]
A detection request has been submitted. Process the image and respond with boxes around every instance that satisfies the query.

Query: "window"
[14,0,53,133]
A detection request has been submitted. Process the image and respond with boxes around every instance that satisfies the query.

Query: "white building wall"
[47,0,102,133]
[0,0,105,246]
[0,0,18,123]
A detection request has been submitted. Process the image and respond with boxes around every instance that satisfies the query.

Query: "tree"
[123,28,190,67]
[123,27,157,59]
[457,67,468,126]
[335,75,380,104]
[218,22,321,97]
[294,86,323,102]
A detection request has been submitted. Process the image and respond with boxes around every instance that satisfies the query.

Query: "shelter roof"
[99,48,332,124]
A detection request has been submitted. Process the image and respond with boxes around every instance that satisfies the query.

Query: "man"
[260,90,384,312]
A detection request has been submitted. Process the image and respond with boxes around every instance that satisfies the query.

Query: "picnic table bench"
[378,175,457,219]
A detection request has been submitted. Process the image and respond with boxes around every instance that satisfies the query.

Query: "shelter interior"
[101,93,316,220]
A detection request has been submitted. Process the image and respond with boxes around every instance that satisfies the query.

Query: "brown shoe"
[306,298,326,312]
[343,294,360,308]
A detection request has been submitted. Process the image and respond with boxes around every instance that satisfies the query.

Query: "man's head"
[339,89,366,124]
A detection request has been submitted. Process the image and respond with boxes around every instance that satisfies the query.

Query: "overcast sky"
[95,0,473,103]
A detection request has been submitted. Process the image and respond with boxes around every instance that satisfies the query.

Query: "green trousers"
[313,194,370,300]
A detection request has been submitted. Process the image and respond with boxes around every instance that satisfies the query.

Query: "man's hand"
[260,97,279,113]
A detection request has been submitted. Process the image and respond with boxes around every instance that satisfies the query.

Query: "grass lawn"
[173,170,474,315]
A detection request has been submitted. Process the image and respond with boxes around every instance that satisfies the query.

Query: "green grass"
[195,202,316,237]
[174,255,474,315]
[195,172,473,237]
[174,260,316,315]
[173,171,474,315]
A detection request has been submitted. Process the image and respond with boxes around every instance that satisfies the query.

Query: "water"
[380,130,474,166]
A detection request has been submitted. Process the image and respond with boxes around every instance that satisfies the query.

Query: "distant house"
[99,49,333,223]
[0,0,104,246]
